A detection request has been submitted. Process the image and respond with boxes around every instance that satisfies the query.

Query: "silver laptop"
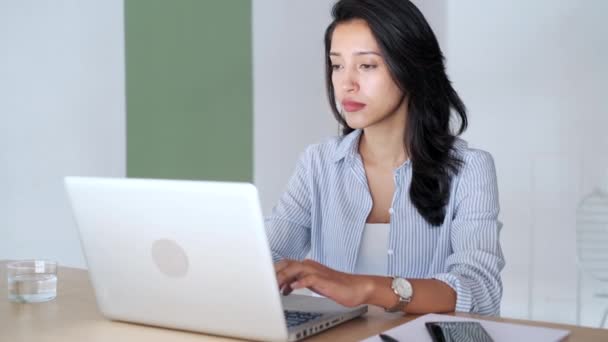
[64,177,367,342]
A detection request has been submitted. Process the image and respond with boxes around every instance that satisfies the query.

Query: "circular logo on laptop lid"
[151,239,189,277]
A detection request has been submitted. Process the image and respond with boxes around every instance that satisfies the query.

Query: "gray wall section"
[126,0,253,182]
[447,0,608,325]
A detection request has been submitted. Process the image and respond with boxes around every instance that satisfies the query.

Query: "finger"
[291,274,342,304]
[277,261,323,289]
[276,262,307,288]
[274,260,295,289]
[281,283,294,296]
[290,274,327,293]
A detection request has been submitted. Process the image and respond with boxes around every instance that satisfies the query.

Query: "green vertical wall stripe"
[125,0,253,182]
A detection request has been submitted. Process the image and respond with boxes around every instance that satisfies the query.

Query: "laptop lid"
[64,177,289,342]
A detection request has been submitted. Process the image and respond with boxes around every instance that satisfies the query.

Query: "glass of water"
[7,260,58,303]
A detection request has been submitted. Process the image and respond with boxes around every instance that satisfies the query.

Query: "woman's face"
[330,19,406,130]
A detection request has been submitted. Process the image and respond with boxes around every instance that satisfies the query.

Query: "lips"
[341,100,366,112]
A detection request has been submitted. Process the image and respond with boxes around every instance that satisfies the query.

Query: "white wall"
[0,1,126,268]
[253,0,336,214]
[446,0,608,325]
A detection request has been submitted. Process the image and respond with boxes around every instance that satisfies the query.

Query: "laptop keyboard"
[284,310,323,328]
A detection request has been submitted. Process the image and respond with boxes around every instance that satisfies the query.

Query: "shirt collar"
[333,130,469,165]
[333,129,363,163]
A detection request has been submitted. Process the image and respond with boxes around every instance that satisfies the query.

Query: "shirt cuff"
[432,272,473,313]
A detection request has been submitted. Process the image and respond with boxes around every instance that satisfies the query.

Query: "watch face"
[393,278,413,298]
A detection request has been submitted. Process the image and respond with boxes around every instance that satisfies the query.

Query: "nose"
[340,68,359,93]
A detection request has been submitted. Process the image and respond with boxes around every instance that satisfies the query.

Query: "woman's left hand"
[275,259,372,307]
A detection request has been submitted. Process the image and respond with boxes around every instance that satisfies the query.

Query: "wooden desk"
[1,261,606,341]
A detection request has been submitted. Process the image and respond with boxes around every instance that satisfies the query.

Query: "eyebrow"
[329,51,382,57]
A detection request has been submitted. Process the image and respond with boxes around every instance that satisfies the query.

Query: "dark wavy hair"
[324,0,467,226]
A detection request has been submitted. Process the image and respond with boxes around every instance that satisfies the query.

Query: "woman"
[266,0,504,316]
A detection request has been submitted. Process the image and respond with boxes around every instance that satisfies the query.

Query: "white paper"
[360,313,570,342]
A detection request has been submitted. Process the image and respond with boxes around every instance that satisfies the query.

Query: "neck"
[359,128,407,168]
[358,96,409,168]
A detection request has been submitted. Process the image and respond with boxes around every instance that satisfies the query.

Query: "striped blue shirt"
[265,129,504,316]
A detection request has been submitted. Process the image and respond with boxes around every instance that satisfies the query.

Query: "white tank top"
[294,223,391,298]
[354,223,390,276]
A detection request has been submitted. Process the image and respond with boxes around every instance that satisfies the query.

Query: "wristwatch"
[385,277,413,313]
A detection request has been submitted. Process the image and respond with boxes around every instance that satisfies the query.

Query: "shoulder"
[451,138,499,202]
[453,138,496,175]
[450,138,500,213]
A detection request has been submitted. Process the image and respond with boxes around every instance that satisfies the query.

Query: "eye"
[360,64,377,70]
[331,64,343,71]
